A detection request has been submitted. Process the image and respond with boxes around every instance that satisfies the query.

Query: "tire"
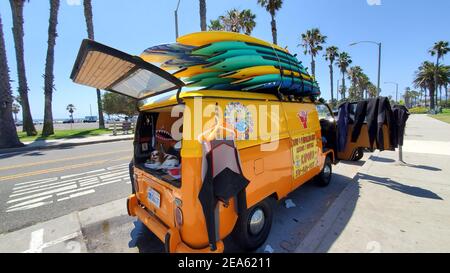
[232,198,274,251]
[129,160,135,194]
[352,148,364,161]
[316,156,332,187]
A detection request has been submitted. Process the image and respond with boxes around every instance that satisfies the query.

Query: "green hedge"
[408,107,429,114]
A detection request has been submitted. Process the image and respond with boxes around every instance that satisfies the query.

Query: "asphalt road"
[0,140,134,234]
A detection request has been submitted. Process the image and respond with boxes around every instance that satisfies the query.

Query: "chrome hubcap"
[249,208,265,235]
[324,165,331,177]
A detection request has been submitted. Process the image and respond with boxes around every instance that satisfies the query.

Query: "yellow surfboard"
[173,64,215,78]
[220,65,311,80]
[177,31,289,53]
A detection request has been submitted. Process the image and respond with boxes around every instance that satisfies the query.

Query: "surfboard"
[193,41,298,62]
[187,77,234,87]
[185,72,224,83]
[177,31,288,53]
[220,65,312,81]
[232,74,301,87]
[206,49,301,65]
[173,65,215,78]
[204,55,307,73]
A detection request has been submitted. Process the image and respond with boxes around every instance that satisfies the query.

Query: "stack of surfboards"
[140,31,320,97]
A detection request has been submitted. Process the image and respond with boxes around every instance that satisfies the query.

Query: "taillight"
[175,207,183,227]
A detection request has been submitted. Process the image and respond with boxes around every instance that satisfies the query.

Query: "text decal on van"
[292,133,318,179]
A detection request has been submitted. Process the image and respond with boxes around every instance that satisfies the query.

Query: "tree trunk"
[270,12,277,45]
[0,13,23,148]
[83,0,105,129]
[311,54,315,78]
[429,85,435,111]
[9,0,37,136]
[42,0,60,137]
[199,0,207,31]
[329,63,334,103]
[445,84,448,107]
[341,72,346,99]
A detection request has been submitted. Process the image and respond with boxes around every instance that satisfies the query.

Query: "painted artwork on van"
[224,102,254,141]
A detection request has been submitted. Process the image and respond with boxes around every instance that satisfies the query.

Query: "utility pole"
[174,0,181,39]
[350,41,382,97]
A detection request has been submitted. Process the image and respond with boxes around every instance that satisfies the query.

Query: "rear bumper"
[127,194,224,253]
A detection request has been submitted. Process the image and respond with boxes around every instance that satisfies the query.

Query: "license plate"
[147,188,161,208]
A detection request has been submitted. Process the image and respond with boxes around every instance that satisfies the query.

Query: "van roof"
[139,90,279,111]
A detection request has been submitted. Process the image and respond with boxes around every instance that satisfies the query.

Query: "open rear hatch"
[70,39,184,100]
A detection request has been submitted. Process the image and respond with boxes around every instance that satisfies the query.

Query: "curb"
[295,151,379,253]
[0,136,133,155]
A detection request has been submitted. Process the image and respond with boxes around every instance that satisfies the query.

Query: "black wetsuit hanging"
[351,100,368,142]
[392,105,410,147]
[376,97,395,151]
[366,98,379,151]
[198,140,250,251]
[337,102,350,152]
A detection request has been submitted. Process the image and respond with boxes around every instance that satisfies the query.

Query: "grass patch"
[430,108,450,124]
[18,129,112,142]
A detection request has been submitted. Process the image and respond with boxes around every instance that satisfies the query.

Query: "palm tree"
[208,19,224,31]
[83,0,105,129]
[257,0,283,45]
[0,12,23,148]
[358,73,370,100]
[220,9,241,33]
[324,46,339,102]
[367,82,378,98]
[336,52,352,99]
[429,41,449,108]
[66,104,76,121]
[413,61,446,110]
[218,9,257,35]
[42,0,60,137]
[299,28,327,77]
[347,66,364,100]
[9,0,37,136]
[240,9,256,35]
[199,0,207,31]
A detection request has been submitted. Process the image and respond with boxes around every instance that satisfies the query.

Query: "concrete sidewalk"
[0,134,133,155]
[0,198,135,253]
[296,114,450,253]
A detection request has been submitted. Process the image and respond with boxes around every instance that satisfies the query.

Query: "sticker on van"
[224,102,254,141]
[292,133,318,179]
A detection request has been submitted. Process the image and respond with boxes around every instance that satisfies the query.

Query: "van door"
[282,103,322,190]
[70,39,184,100]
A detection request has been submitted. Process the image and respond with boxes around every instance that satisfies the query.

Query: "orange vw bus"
[71,39,340,253]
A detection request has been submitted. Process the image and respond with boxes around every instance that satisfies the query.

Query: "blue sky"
[1,0,449,119]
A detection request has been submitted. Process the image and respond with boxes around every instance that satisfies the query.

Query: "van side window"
[316,104,332,120]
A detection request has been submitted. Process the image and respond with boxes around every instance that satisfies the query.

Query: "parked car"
[83,116,97,123]
[15,121,23,126]
[63,119,74,124]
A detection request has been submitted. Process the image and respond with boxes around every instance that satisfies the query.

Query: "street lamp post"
[350,41,382,97]
[174,0,181,39]
[385,81,399,103]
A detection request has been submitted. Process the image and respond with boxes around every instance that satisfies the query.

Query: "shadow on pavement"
[127,173,361,253]
[369,156,396,163]
[0,144,75,159]
[359,173,443,200]
[403,163,442,172]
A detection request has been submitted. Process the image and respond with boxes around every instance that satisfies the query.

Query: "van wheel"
[232,198,274,251]
[316,156,332,187]
[352,148,364,161]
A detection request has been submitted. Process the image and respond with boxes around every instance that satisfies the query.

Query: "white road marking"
[5,167,130,213]
[28,229,44,253]
[57,189,96,202]
[15,177,58,187]
[10,181,76,197]
[23,231,82,253]
[6,200,53,212]
[60,169,104,179]
[56,179,122,196]
[6,195,53,209]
